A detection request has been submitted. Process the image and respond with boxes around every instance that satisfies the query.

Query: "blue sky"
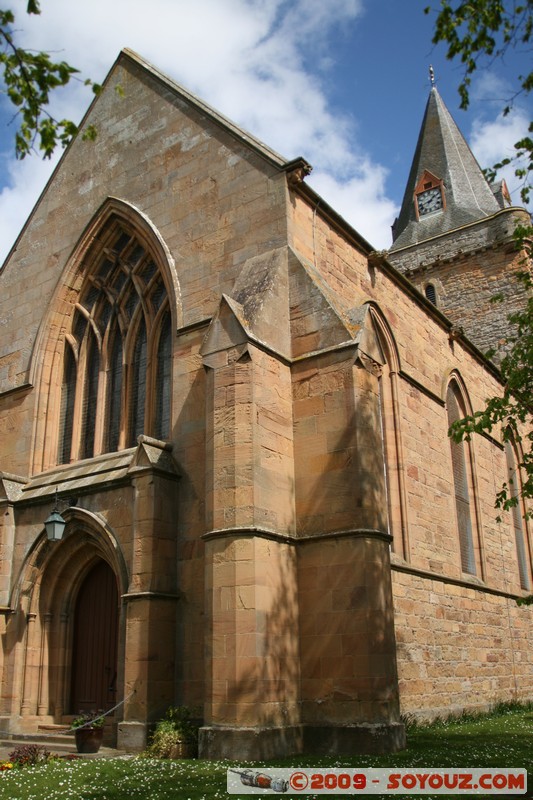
[0,0,530,259]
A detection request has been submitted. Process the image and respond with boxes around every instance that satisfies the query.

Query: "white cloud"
[309,163,398,248]
[0,152,60,262]
[0,0,398,264]
[470,105,530,206]
[470,71,513,105]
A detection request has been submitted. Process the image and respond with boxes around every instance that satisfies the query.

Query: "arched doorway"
[70,560,119,714]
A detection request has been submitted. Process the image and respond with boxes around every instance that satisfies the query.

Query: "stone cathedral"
[0,50,531,758]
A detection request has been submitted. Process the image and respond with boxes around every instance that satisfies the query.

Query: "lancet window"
[370,307,409,560]
[58,223,172,464]
[504,437,531,590]
[446,381,477,575]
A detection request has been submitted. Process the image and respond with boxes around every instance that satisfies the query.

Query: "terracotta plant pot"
[74,726,104,754]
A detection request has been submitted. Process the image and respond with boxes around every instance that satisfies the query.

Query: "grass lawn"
[0,704,530,799]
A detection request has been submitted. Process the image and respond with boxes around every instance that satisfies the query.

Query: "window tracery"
[58,223,172,464]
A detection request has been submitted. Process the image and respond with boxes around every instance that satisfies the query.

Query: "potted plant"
[147,706,199,759]
[72,711,105,753]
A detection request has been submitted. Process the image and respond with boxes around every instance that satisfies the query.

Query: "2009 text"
[227,767,528,794]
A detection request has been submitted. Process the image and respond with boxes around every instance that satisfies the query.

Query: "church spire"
[390,83,502,250]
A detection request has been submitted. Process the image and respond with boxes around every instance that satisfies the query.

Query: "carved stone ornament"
[356,351,383,377]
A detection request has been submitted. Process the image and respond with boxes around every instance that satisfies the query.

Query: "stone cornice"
[202,526,393,545]
[0,382,32,400]
[391,557,527,600]
[0,473,27,503]
[389,206,527,263]
[17,437,179,506]
[121,591,181,603]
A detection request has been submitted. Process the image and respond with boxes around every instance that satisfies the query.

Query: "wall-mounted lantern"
[44,489,67,542]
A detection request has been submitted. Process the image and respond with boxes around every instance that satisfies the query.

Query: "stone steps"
[0,732,127,759]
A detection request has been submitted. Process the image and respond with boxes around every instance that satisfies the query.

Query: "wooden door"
[70,560,118,714]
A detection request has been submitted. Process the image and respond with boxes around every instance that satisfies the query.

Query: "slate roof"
[390,86,502,251]
[19,437,180,503]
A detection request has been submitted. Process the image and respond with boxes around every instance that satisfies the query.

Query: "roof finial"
[429,64,436,88]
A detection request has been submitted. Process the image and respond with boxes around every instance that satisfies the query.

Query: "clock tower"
[388,81,530,361]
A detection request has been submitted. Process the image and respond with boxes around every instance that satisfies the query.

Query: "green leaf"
[0,4,99,157]
[26,0,41,14]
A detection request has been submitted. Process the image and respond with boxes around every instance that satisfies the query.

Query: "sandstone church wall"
[393,570,533,718]
[288,189,533,716]
[0,50,531,755]
[0,53,288,471]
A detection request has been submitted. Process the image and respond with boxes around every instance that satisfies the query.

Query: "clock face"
[417,186,443,216]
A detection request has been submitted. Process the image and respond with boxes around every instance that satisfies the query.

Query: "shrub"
[9,743,51,767]
[146,706,199,758]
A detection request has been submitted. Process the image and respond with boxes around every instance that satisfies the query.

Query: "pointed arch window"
[154,311,172,441]
[446,382,476,575]
[425,283,437,305]
[106,319,123,453]
[370,307,409,560]
[129,315,148,447]
[57,222,172,463]
[58,344,77,464]
[81,330,100,460]
[504,437,531,590]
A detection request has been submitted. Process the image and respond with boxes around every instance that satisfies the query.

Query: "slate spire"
[390,85,503,250]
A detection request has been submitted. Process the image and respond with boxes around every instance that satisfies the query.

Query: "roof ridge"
[119,48,292,170]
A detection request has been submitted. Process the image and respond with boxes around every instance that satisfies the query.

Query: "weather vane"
[429,65,436,87]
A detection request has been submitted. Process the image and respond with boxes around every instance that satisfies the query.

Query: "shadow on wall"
[201,348,402,758]
[293,347,388,538]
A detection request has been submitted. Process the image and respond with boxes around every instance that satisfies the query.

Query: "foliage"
[425,0,532,204]
[164,705,200,740]
[0,0,100,158]
[0,704,531,798]
[449,262,533,607]
[145,722,186,759]
[516,591,533,604]
[145,706,199,758]
[425,2,533,546]
[401,697,533,729]
[71,711,105,729]
[449,268,533,512]
[8,742,50,767]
